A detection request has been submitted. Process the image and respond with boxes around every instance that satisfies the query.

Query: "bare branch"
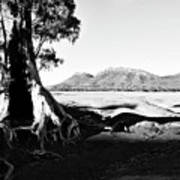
[0,12,8,65]
[35,36,47,58]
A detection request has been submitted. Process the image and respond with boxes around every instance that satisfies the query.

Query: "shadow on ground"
[3,105,180,180]
[12,135,180,180]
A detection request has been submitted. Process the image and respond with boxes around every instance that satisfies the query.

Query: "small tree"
[0,0,81,151]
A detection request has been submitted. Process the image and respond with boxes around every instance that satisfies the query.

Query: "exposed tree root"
[0,82,80,179]
[0,92,9,123]
[32,150,64,160]
[30,82,80,150]
[0,158,14,180]
[0,123,14,180]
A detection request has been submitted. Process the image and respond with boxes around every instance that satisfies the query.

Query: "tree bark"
[0,2,80,179]
[0,18,80,153]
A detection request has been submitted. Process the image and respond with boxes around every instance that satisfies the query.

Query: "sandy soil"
[53,91,180,117]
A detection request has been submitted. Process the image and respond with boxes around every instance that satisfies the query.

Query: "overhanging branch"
[35,36,47,58]
[0,12,8,65]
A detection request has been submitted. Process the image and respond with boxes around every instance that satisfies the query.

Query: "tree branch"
[0,12,8,65]
[35,36,46,58]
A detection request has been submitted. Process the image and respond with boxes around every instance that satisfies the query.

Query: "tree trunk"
[0,3,80,179]
[0,19,80,153]
[8,21,34,127]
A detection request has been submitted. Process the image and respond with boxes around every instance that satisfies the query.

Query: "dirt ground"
[10,132,180,180]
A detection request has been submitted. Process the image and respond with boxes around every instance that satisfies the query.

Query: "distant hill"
[49,67,180,91]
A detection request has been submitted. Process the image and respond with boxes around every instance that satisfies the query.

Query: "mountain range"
[49,67,180,91]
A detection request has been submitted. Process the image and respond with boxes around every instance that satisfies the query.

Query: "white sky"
[41,0,180,86]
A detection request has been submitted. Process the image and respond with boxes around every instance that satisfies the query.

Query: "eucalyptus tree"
[0,0,81,151]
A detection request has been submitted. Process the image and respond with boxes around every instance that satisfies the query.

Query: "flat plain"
[52,91,180,116]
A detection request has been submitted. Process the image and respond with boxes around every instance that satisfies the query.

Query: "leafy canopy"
[0,0,80,69]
